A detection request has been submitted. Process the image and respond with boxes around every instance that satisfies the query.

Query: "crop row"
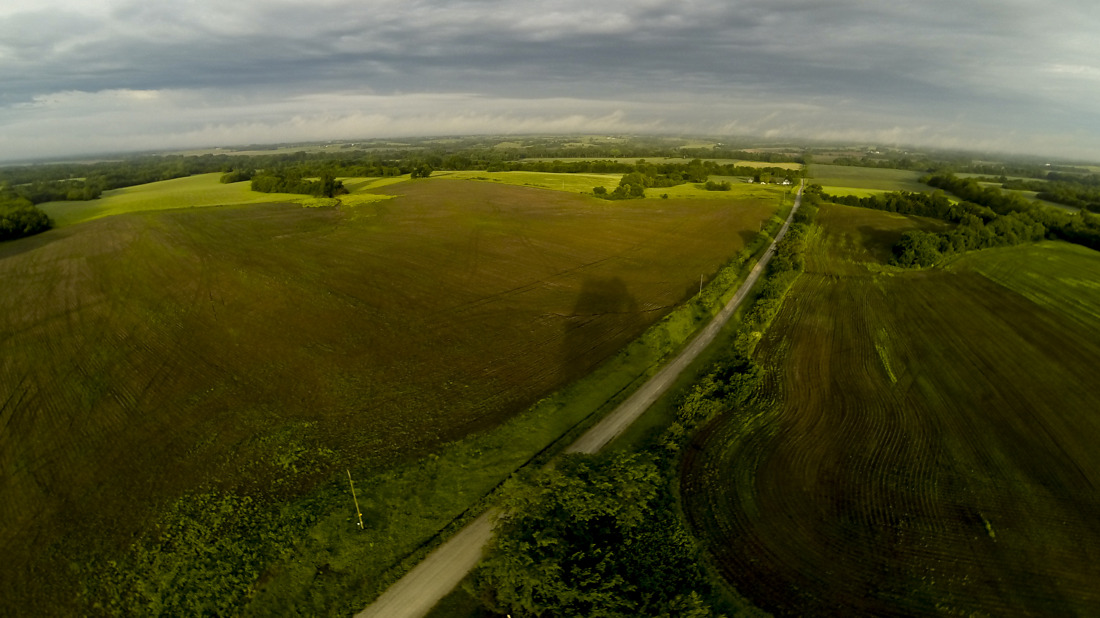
[683,204,1100,616]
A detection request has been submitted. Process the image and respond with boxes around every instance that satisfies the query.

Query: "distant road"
[357,182,804,618]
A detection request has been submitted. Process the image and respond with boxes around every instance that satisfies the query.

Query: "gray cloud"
[2,0,1099,161]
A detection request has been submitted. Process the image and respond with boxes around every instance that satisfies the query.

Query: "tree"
[0,201,52,241]
[471,453,720,617]
[892,231,944,267]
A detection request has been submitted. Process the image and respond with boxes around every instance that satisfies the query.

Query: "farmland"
[808,163,929,192]
[0,176,783,613]
[645,181,794,201]
[39,172,308,226]
[429,169,622,193]
[682,203,1100,615]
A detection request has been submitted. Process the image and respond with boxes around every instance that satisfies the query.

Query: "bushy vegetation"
[820,187,992,221]
[86,490,318,615]
[0,185,52,240]
[219,169,253,183]
[817,174,1100,266]
[892,212,1047,267]
[925,173,1100,252]
[968,174,1100,212]
[471,453,722,617]
[251,170,345,197]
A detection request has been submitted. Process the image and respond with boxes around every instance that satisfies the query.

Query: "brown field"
[683,203,1100,616]
[0,178,777,611]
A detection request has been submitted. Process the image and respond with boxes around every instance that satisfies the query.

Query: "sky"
[2,0,1099,163]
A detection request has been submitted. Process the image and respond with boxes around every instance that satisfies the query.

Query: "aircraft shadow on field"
[559,276,643,383]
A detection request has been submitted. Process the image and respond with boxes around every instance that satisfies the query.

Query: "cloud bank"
[2,1,1099,161]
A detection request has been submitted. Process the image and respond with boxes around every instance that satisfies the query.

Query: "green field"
[39,172,314,226]
[430,169,622,193]
[809,163,929,192]
[817,185,890,198]
[645,181,793,201]
[683,203,1100,615]
[0,177,782,614]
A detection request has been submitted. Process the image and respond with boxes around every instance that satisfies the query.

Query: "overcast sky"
[2,0,1099,162]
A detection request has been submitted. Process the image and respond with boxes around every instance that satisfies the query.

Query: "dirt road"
[355,510,499,618]
[356,183,803,618]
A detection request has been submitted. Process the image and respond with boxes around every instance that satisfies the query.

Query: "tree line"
[818,174,1100,266]
[820,188,995,222]
[891,212,1048,267]
[922,173,1100,249]
[922,171,1100,212]
[246,170,345,198]
[0,185,52,241]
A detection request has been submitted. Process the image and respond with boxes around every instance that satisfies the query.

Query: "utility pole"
[699,274,703,295]
[347,469,364,529]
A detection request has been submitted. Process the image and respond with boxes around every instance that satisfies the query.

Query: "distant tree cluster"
[219,169,253,183]
[594,165,701,199]
[815,174,1100,266]
[990,175,1100,212]
[0,186,52,241]
[825,155,930,171]
[590,159,798,200]
[892,212,1048,267]
[818,180,1055,267]
[923,173,1038,215]
[250,171,345,198]
[921,173,1100,252]
[820,189,996,222]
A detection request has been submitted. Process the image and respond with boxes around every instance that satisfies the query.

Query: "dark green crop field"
[683,203,1100,616]
[0,178,779,613]
[808,164,930,193]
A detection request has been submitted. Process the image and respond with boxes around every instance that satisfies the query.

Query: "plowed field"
[683,203,1100,616]
[1,178,778,611]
